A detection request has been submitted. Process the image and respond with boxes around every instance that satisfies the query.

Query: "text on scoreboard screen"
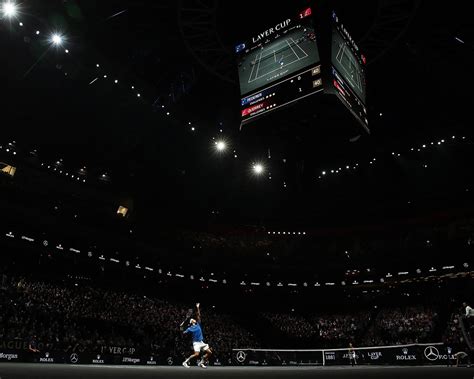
[236,7,322,124]
[330,11,368,129]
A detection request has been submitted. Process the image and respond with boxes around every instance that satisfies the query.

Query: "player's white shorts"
[193,341,210,353]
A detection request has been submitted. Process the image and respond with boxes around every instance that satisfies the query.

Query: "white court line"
[257,51,298,72]
[257,39,291,61]
[336,43,362,93]
[274,50,276,62]
[247,35,312,84]
[336,42,344,63]
[286,39,302,62]
[247,52,259,82]
[290,37,308,59]
[255,50,262,80]
[247,53,300,83]
[248,39,304,83]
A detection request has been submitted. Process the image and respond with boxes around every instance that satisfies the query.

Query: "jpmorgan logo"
[236,351,246,363]
[0,353,18,361]
[424,346,440,361]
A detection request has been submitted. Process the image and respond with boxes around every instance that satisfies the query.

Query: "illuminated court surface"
[1,364,473,378]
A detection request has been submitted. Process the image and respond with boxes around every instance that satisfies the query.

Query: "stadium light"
[215,140,226,152]
[2,2,17,18]
[50,33,64,46]
[252,163,264,175]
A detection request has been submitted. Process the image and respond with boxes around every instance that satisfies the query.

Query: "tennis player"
[182,303,213,368]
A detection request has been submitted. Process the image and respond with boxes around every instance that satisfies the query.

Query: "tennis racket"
[180,308,193,327]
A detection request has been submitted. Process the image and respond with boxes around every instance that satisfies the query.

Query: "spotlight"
[253,163,264,175]
[322,171,326,175]
[51,34,63,46]
[215,140,226,152]
[2,1,17,18]
[114,79,118,84]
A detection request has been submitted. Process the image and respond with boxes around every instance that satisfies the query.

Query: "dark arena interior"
[1,0,474,378]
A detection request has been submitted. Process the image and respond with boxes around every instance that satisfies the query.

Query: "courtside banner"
[0,351,164,365]
[233,343,457,366]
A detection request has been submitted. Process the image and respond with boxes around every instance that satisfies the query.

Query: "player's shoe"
[198,361,207,369]
[182,361,190,368]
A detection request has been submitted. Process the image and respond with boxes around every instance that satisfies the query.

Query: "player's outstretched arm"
[196,303,201,323]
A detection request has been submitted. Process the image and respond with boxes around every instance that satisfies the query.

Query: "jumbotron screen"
[330,11,369,129]
[236,7,322,124]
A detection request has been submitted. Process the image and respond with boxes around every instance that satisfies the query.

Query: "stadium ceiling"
[178,0,421,84]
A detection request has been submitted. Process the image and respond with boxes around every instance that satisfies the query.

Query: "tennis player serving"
[182,303,213,368]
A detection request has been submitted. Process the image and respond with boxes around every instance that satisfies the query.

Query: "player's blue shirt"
[184,322,204,342]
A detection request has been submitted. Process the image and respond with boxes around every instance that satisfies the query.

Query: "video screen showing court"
[236,8,320,97]
[331,18,366,104]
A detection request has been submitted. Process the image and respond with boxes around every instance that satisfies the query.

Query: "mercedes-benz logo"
[236,351,246,363]
[70,353,79,363]
[424,346,440,361]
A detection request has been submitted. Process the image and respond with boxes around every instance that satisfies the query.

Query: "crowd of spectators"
[0,277,259,360]
[363,306,438,346]
[260,307,443,348]
[260,311,371,347]
[313,312,372,347]
[443,312,467,348]
[0,277,469,361]
[261,313,317,340]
